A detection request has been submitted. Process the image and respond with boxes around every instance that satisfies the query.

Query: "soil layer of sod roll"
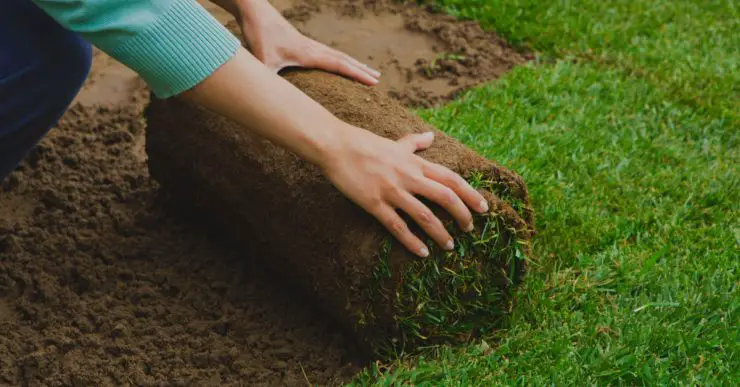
[145,69,535,356]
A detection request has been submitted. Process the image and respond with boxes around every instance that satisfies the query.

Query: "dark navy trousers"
[1,0,92,182]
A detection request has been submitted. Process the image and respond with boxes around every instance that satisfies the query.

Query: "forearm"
[180,47,346,166]
[182,46,489,257]
[33,0,240,98]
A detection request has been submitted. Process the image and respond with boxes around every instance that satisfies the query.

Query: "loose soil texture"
[0,0,527,385]
[277,0,529,107]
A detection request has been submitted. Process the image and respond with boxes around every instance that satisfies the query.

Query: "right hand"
[320,127,489,257]
[180,48,485,258]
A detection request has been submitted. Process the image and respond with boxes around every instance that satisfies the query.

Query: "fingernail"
[445,239,454,250]
[422,131,435,140]
[365,64,381,77]
[465,222,475,232]
[479,200,489,212]
[419,247,430,257]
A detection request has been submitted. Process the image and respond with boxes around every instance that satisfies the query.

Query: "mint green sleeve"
[32,0,240,98]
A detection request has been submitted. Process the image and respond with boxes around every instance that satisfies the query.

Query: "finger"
[396,132,435,153]
[328,56,379,86]
[371,205,429,258]
[414,176,475,233]
[394,191,454,251]
[322,45,382,78]
[347,58,381,82]
[318,46,380,85]
[358,61,382,79]
[424,162,489,214]
[306,49,379,86]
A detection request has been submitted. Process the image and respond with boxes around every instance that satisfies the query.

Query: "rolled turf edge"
[145,69,535,357]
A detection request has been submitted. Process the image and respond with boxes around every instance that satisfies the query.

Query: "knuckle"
[336,58,349,70]
[442,188,458,206]
[442,169,462,186]
[411,173,427,186]
[417,208,435,224]
[389,220,407,235]
[367,196,384,211]
[388,185,406,199]
[451,173,467,189]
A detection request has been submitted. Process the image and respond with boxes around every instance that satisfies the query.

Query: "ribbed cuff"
[107,0,240,98]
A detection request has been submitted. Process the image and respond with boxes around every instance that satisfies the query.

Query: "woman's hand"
[321,128,489,257]
[184,13,484,258]
[216,0,380,85]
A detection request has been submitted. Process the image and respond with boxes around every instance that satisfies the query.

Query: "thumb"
[397,132,435,153]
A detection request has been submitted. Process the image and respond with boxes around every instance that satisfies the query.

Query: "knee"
[1,34,92,144]
[53,35,92,101]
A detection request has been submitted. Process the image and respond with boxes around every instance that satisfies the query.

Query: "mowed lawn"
[355,1,738,385]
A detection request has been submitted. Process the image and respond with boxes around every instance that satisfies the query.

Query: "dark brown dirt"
[283,0,529,107]
[212,0,529,107]
[146,68,533,354]
[0,100,361,386]
[0,0,528,385]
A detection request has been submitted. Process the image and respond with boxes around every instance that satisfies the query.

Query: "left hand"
[232,0,381,85]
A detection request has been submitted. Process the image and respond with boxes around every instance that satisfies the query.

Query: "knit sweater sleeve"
[32,0,240,98]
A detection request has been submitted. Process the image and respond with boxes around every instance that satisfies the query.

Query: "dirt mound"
[0,0,526,384]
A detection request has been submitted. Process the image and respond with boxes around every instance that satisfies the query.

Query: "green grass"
[361,173,531,358]
[351,0,739,384]
[426,0,739,124]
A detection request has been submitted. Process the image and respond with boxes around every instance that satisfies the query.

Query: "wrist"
[306,119,354,170]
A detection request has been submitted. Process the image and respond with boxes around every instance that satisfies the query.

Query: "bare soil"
[279,0,529,107]
[0,1,526,385]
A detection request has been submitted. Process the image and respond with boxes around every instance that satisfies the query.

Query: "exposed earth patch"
[0,0,527,385]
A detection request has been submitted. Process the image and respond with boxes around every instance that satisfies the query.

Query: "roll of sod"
[145,69,535,356]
